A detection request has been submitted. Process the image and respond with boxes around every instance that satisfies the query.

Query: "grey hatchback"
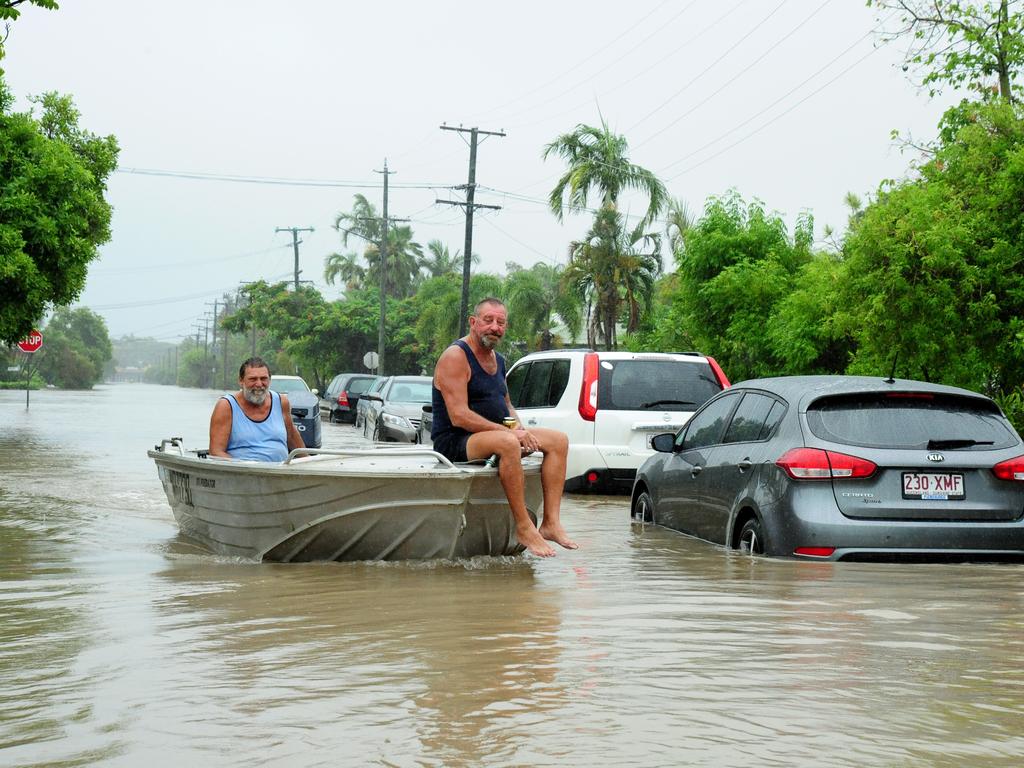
[631,376,1024,561]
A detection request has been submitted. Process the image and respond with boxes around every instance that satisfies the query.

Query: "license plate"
[902,472,964,500]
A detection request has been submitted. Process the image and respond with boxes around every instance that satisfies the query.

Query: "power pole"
[438,124,505,336]
[222,298,230,389]
[207,300,220,389]
[360,160,409,377]
[276,226,314,292]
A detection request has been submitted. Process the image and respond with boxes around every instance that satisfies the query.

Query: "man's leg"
[529,428,578,549]
[465,430,555,557]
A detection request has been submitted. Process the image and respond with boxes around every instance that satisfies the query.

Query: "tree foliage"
[869,0,1024,102]
[0,78,119,344]
[36,305,112,388]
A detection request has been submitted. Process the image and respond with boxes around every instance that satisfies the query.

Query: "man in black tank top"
[432,297,577,558]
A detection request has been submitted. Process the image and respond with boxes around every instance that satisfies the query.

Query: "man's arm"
[434,346,506,433]
[280,394,306,454]
[209,397,233,458]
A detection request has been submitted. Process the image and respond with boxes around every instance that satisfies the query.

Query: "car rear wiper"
[926,438,995,449]
[641,399,695,409]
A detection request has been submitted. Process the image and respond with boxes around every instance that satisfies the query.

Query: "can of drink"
[502,417,517,429]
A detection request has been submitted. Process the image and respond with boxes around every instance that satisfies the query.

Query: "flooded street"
[2,383,1023,767]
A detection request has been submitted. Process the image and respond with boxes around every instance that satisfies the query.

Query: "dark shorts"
[432,430,470,463]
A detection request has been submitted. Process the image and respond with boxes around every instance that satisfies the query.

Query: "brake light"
[706,356,730,388]
[794,546,836,557]
[776,448,877,480]
[337,391,349,406]
[885,392,934,399]
[992,455,1024,481]
[578,352,599,422]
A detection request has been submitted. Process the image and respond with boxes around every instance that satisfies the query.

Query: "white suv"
[506,349,729,492]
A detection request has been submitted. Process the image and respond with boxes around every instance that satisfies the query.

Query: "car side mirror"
[651,433,675,453]
[311,388,319,396]
[364,393,383,402]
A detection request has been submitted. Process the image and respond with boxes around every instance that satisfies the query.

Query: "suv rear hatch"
[591,354,725,470]
[804,391,1024,521]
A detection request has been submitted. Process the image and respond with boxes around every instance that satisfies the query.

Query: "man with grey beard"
[431,297,576,558]
[208,357,305,461]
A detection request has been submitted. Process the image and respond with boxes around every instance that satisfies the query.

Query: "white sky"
[4,0,959,343]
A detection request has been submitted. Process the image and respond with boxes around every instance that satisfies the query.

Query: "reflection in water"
[1,385,1024,767]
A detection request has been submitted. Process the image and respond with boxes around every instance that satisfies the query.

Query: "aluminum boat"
[148,438,542,562]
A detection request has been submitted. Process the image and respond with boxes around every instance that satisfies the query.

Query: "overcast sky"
[5,0,959,344]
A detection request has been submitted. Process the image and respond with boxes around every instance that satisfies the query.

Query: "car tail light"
[992,455,1024,481]
[794,546,836,557]
[776,448,876,480]
[578,352,599,422]
[337,391,350,406]
[706,356,730,388]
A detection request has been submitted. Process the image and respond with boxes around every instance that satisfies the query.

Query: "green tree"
[869,0,1024,102]
[329,194,424,299]
[836,100,1024,393]
[504,262,582,350]
[564,206,661,350]
[36,306,112,388]
[0,80,119,344]
[544,119,667,228]
[420,239,479,279]
[663,191,815,381]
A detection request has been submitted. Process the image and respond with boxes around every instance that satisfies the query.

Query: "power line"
[114,166,451,190]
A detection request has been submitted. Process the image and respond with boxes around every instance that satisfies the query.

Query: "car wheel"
[632,490,654,523]
[738,517,766,556]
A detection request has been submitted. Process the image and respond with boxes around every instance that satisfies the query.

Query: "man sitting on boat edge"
[209,357,305,462]
[431,297,578,558]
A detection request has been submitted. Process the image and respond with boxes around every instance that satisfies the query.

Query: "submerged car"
[631,375,1024,561]
[361,376,433,443]
[319,372,379,423]
[272,374,322,449]
[354,376,388,431]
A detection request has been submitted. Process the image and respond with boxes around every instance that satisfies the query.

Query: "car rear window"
[806,393,1019,450]
[598,359,722,412]
[347,377,376,394]
[507,359,570,408]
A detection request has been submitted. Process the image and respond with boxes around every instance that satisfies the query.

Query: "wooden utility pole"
[275,226,314,292]
[376,161,392,376]
[438,124,505,336]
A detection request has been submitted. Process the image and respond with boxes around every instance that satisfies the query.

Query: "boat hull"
[149,444,542,562]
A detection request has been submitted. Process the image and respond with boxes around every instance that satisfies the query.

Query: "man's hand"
[514,428,540,455]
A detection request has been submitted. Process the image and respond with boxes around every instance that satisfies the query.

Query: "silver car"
[631,375,1024,561]
[361,376,433,443]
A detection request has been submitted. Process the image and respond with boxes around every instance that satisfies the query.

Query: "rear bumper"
[564,444,647,494]
[765,491,1024,560]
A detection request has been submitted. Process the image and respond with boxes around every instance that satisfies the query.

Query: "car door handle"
[737,459,752,472]
[526,418,538,425]
[691,465,703,477]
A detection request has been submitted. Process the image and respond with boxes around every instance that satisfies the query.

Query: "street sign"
[17,329,43,354]
[363,351,379,370]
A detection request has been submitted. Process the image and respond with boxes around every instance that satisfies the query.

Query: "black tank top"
[431,339,509,441]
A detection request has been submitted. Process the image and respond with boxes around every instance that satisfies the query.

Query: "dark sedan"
[631,375,1024,561]
[319,372,379,423]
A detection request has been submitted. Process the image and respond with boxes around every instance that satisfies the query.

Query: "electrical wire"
[115,167,452,190]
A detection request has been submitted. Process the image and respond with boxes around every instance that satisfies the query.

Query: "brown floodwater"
[1,383,1023,767]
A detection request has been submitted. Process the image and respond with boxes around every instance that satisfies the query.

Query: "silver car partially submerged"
[631,376,1024,561]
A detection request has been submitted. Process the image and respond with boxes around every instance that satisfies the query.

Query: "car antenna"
[884,352,898,384]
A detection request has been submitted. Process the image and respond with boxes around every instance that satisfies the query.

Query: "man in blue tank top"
[432,298,577,558]
[208,357,306,461]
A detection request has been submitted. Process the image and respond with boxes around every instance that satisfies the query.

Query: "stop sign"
[17,329,43,354]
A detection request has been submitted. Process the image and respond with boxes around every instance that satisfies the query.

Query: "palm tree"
[564,207,661,350]
[505,262,582,350]
[543,119,667,228]
[329,194,423,298]
[323,251,365,291]
[664,196,692,258]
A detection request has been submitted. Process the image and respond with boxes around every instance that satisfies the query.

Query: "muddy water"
[1,383,1023,767]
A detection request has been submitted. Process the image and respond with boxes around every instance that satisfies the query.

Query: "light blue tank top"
[223,390,289,462]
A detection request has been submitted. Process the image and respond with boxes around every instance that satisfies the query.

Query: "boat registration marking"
[168,470,194,505]
[195,477,216,488]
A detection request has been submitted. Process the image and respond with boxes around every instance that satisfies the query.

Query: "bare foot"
[539,522,579,550]
[517,522,556,557]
